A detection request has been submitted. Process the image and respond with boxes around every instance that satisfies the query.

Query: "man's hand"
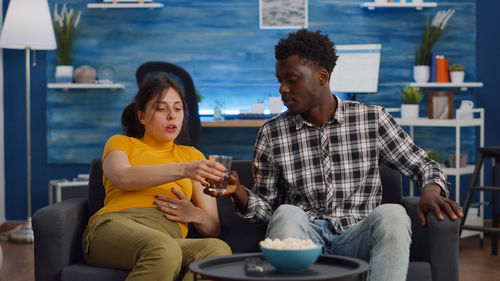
[417,184,464,226]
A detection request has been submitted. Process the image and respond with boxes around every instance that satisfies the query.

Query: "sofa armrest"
[33,198,89,281]
[403,196,459,281]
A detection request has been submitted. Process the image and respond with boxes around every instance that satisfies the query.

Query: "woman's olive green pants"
[82,208,231,281]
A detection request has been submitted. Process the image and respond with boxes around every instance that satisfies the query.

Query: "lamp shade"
[0,0,56,50]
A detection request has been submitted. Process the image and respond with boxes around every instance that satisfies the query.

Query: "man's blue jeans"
[267,204,412,281]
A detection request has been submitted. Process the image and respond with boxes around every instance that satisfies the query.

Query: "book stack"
[430,53,450,83]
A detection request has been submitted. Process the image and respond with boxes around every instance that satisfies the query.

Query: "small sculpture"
[74,65,97,83]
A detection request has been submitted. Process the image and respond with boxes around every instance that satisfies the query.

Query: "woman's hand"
[154,187,202,224]
[203,170,242,196]
[182,160,228,187]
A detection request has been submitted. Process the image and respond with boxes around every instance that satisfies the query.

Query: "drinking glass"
[208,155,232,193]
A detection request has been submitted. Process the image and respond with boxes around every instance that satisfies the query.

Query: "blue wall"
[3,0,496,220]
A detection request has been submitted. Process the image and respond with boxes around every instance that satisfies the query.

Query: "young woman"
[82,74,231,281]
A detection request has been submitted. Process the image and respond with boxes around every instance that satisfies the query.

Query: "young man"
[209,29,463,281]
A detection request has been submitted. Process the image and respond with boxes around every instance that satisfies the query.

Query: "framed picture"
[428,91,454,119]
[259,0,308,29]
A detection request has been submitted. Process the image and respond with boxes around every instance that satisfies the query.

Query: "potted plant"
[53,3,82,83]
[414,9,455,82]
[400,87,424,119]
[449,64,466,83]
[425,149,444,164]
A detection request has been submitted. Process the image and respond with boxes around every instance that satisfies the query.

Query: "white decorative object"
[413,65,430,82]
[269,97,282,114]
[456,100,474,120]
[450,71,465,83]
[97,65,117,83]
[55,65,74,83]
[213,108,222,120]
[251,103,265,113]
[74,65,96,83]
[401,104,419,119]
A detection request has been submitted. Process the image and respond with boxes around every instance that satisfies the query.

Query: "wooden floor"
[0,222,499,281]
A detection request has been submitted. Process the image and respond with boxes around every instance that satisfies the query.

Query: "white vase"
[55,65,74,83]
[269,97,283,114]
[450,71,465,83]
[413,65,430,83]
[213,108,222,120]
[401,104,419,119]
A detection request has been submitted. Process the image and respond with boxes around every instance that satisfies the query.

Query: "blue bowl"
[260,245,322,272]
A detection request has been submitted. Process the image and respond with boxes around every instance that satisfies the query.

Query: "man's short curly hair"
[275,29,338,75]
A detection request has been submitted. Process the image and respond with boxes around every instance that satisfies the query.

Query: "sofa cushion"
[61,264,128,281]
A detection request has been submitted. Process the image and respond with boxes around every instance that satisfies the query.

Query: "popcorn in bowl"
[259,237,318,250]
[259,237,322,272]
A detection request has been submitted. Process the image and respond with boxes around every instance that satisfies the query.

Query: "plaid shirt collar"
[293,95,344,130]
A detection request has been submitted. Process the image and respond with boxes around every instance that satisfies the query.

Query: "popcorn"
[259,238,317,250]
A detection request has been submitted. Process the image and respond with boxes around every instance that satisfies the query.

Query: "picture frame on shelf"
[428,91,454,119]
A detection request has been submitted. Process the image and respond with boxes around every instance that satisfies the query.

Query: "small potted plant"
[53,3,82,83]
[400,87,424,119]
[449,64,466,83]
[425,149,444,164]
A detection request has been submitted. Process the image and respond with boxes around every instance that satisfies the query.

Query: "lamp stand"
[8,48,34,243]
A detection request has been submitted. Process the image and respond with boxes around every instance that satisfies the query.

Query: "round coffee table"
[189,253,368,281]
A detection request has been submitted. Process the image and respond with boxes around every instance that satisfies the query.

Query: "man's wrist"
[423,183,445,197]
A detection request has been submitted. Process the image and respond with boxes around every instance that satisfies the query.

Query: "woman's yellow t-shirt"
[90,134,205,237]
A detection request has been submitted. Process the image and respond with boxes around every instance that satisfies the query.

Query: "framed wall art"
[259,0,308,29]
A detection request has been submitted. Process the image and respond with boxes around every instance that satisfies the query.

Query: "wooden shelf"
[408,82,483,91]
[360,2,437,10]
[47,83,125,90]
[87,2,163,9]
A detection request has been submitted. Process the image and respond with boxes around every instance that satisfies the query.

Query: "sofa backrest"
[87,158,402,216]
[87,158,402,253]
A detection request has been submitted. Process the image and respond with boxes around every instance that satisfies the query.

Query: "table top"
[189,253,369,281]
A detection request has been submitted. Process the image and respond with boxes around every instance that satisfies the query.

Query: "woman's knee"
[202,238,232,257]
[143,236,183,265]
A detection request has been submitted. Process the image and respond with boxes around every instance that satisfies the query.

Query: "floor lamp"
[0,0,56,243]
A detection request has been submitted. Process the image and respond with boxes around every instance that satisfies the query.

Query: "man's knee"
[371,204,411,239]
[267,204,310,239]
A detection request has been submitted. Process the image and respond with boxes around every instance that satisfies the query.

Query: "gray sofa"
[33,159,459,281]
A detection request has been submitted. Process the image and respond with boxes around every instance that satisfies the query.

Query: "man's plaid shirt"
[238,97,449,233]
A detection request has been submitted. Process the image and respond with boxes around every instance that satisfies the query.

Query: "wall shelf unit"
[408,82,484,91]
[47,83,125,90]
[360,2,437,10]
[87,3,163,9]
[394,108,484,238]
